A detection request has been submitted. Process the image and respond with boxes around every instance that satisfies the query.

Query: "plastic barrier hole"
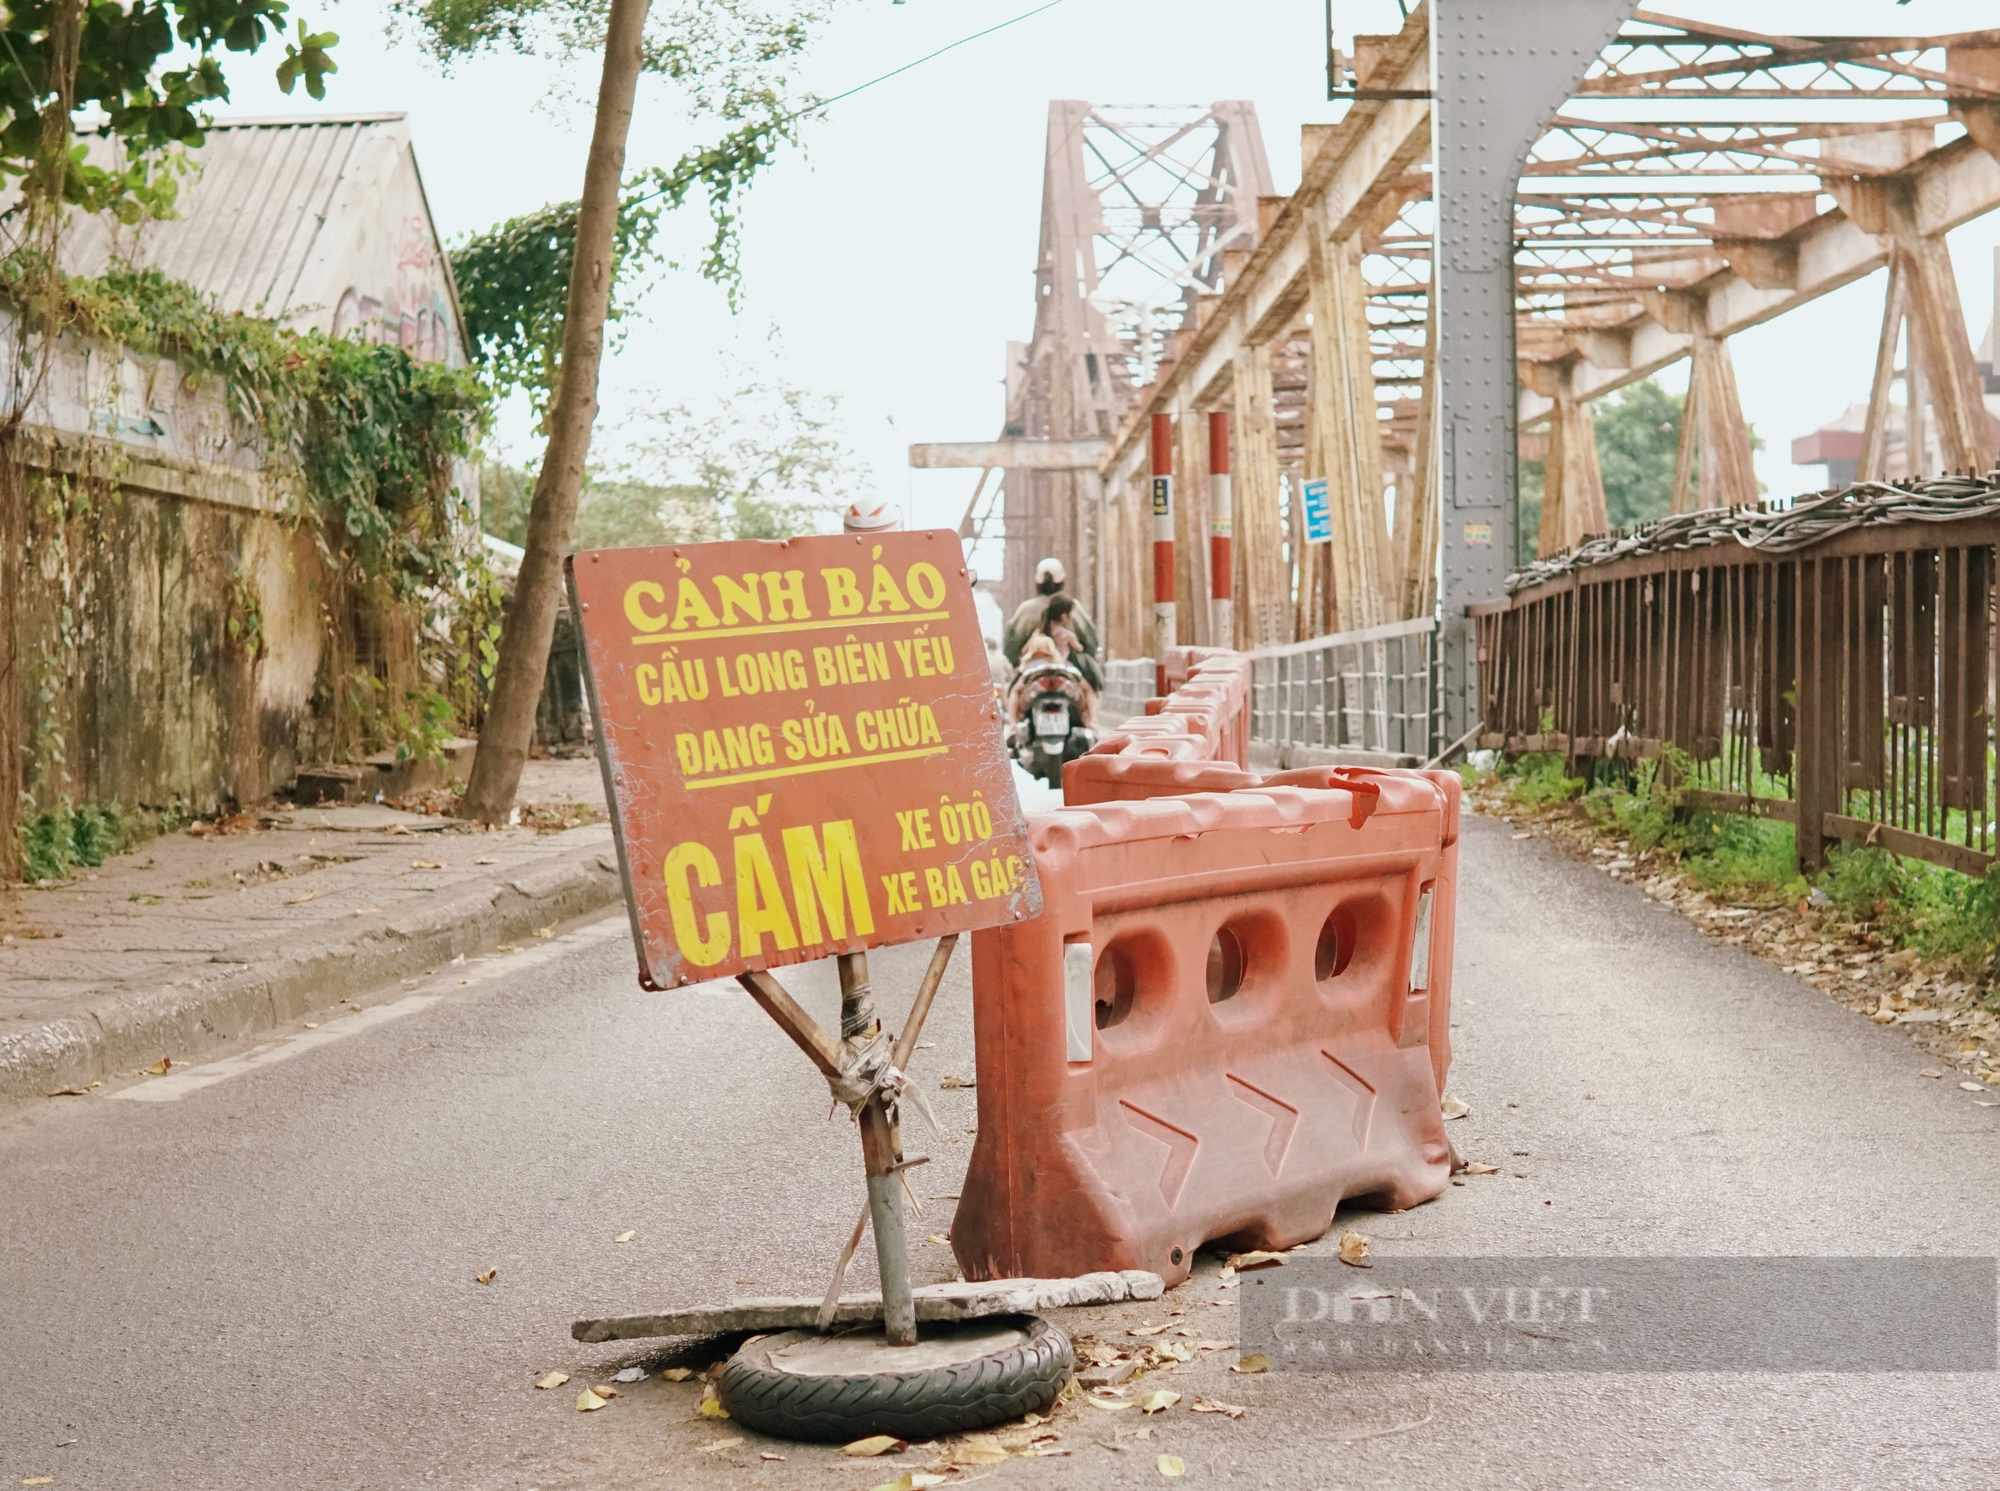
[1315,907,1357,981]
[1206,927,1246,1004]
[1095,945,1137,1030]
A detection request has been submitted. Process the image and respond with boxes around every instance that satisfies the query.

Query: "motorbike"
[1008,658,1096,788]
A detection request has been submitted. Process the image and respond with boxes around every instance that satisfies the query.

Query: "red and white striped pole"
[1150,412,1175,698]
[1208,410,1233,648]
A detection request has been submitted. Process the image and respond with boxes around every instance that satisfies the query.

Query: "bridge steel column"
[1431,0,1637,746]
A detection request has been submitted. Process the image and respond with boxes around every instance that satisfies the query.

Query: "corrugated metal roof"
[61,114,462,347]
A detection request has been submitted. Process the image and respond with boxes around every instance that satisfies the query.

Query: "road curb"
[0,845,627,1106]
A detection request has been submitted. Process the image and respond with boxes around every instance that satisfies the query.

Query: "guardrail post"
[1209,411,1234,648]
[1151,413,1176,697]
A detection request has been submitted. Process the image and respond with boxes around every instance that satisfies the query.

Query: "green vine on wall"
[5,254,495,816]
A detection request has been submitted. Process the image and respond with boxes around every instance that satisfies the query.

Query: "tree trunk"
[458,0,651,824]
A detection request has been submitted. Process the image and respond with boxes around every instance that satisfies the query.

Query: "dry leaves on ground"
[1193,1397,1247,1419]
[1137,1390,1180,1413]
[939,1075,973,1089]
[1128,1323,1170,1337]
[1339,1231,1372,1267]
[1232,1353,1271,1374]
[145,1058,172,1075]
[1158,1454,1186,1477]
[575,1388,607,1412]
[534,1372,568,1390]
[1225,1250,1285,1271]
[1441,1092,1470,1119]
[285,890,316,906]
[696,1437,743,1455]
[410,859,445,870]
[613,1231,636,1243]
[661,1367,693,1382]
[872,1473,948,1491]
[844,1434,907,1457]
[697,1386,730,1419]
[1460,1161,1501,1175]
[474,1269,497,1285]
[947,1434,1010,1465]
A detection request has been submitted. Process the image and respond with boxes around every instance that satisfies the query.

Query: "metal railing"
[1249,616,1440,766]
[1102,658,1156,725]
[1475,507,2000,877]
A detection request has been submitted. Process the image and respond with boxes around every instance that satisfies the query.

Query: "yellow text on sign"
[661,819,875,968]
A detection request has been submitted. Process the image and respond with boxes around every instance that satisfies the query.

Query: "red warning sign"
[567,529,1041,987]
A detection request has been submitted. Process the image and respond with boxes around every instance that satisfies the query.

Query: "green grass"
[19,798,186,882]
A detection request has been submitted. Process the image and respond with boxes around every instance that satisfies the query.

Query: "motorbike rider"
[1039,594,1101,717]
[1003,557,1098,668]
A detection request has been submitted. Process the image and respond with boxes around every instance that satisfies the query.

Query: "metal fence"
[1248,616,1440,766]
[1102,658,1156,726]
[1474,512,2000,877]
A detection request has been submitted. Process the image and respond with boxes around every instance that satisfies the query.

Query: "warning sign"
[567,530,1042,988]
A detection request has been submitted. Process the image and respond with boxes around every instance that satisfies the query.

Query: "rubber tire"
[717,1314,1073,1443]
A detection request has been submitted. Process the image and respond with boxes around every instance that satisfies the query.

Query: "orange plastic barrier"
[1096,648,1252,769]
[952,767,1460,1287]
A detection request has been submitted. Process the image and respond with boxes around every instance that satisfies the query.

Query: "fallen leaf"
[1338,1231,1372,1268]
[534,924,557,939]
[496,944,520,953]
[285,890,316,905]
[1460,1161,1501,1175]
[1151,1342,1194,1362]
[1135,1426,1153,1440]
[1232,1353,1271,1374]
[1440,1091,1470,1119]
[590,1383,619,1398]
[759,1453,785,1461]
[697,1437,744,1455]
[1158,1454,1186,1477]
[1086,1396,1136,1411]
[474,1269,497,1285]
[939,1075,973,1089]
[1128,1324,1170,1337]
[1193,1397,1247,1419]
[410,859,445,870]
[534,1371,569,1390]
[46,1087,89,1097]
[951,1435,1010,1465]
[1224,1250,1285,1271]
[872,1476,948,1491]
[145,1058,172,1075]
[612,1366,644,1383]
[1137,1390,1180,1414]
[614,1230,636,1243]
[1961,1081,1986,1092]
[1921,1068,1945,1078]
[575,1389,607,1412]
[926,1233,951,1245]
[661,1367,693,1382]
[844,1435,906,1457]
[697,1395,730,1419]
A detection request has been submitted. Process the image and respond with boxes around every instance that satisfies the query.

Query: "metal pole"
[1209,410,1234,648]
[1151,412,1176,696]
[838,950,916,1346]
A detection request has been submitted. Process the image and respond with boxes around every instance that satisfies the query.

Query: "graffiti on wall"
[331,212,460,366]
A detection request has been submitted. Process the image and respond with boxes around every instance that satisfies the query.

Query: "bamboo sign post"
[567,529,1041,1346]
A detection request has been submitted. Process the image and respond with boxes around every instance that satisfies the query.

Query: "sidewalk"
[0,760,628,1105]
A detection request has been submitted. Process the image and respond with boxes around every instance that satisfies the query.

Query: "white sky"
[212,0,2000,580]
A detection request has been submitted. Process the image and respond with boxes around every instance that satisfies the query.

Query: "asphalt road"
[5,812,1999,1489]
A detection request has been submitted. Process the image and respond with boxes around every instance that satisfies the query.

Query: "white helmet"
[1034,556,1066,587]
[842,496,901,533]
